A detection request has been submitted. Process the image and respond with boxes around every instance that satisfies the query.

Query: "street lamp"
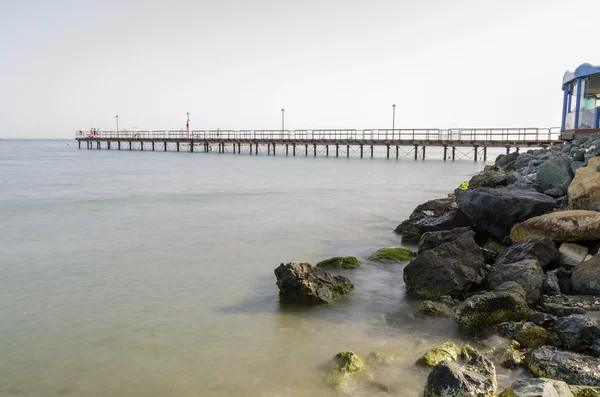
[116,115,119,133]
[186,112,190,137]
[281,108,285,135]
[392,104,396,140]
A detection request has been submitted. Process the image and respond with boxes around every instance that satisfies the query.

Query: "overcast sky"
[1,0,597,138]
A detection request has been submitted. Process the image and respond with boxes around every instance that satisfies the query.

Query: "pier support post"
[249,144,252,155]
[97,141,100,149]
[190,141,194,152]
[268,144,270,155]
[293,143,296,156]
[305,144,308,156]
[141,142,144,151]
[370,145,373,158]
[176,142,180,152]
[473,146,478,162]
[238,143,241,154]
[164,142,167,151]
[506,146,510,155]
[386,144,390,159]
[347,145,349,158]
[516,147,520,153]
[336,144,339,157]
[107,142,111,150]
[443,145,447,161]
[286,144,289,156]
[360,144,363,158]
[129,141,132,151]
[326,145,329,156]
[272,143,275,155]
[118,141,121,150]
[86,141,89,149]
[152,142,155,151]
[483,146,487,162]
[255,144,258,155]
[313,144,316,157]
[414,145,418,160]
[422,146,426,159]
[78,141,81,149]
[396,145,399,159]
[452,146,456,161]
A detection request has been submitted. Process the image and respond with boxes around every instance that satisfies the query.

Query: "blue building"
[561,63,600,139]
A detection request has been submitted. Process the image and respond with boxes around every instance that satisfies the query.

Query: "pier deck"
[76,127,562,161]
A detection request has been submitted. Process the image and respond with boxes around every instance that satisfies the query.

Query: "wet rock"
[529,312,557,328]
[542,272,561,296]
[537,156,574,192]
[469,169,508,189]
[456,187,556,241]
[495,237,559,270]
[274,263,354,305]
[404,230,484,298]
[394,198,469,241]
[415,300,452,318]
[558,278,572,295]
[316,256,360,269]
[492,322,552,349]
[569,157,600,211]
[454,284,531,335]
[572,257,600,295]
[418,227,472,253]
[424,356,497,397]
[417,341,462,367]
[322,351,365,389]
[525,345,600,387]
[368,247,415,262]
[510,210,600,243]
[560,243,590,267]
[482,240,505,263]
[486,259,544,304]
[498,378,573,397]
[461,344,479,361]
[572,388,600,397]
[554,315,600,352]
[545,187,566,198]
[515,153,535,170]
[496,152,519,168]
[541,303,586,317]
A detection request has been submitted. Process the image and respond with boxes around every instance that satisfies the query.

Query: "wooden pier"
[75,128,562,161]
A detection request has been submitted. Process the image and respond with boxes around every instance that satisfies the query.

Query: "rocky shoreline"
[274,134,600,396]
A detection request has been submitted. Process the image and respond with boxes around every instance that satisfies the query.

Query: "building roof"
[563,63,600,86]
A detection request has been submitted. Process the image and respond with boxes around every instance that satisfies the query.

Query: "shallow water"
[0,140,517,396]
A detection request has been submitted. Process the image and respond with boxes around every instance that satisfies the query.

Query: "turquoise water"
[1,140,502,396]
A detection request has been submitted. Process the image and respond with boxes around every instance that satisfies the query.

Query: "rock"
[366,351,395,366]
[454,285,532,335]
[499,347,525,369]
[403,230,484,298]
[541,303,586,317]
[499,378,573,397]
[572,388,600,397]
[569,157,600,211]
[486,259,544,304]
[456,187,557,241]
[545,187,566,198]
[529,312,557,328]
[415,300,452,318]
[525,346,600,387]
[554,315,600,351]
[495,238,559,270]
[417,341,462,367]
[511,210,600,243]
[461,344,479,361]
[316,256,360,269]
[482,240,505,263]
[423,356,497,397]
[394,198,470,241]
[572,257,600,295]
[418,227,472,252]
[368,247,415,262]
[274,263,354,305]
[560,243,590,267]
[496,152,519,168]
[515,153,535,170]
[542,272,561,296]
[537,156,574,192]
[492,322,551,348]
[559,278,572,295]
[469,169,508,189]
[322,351,365,389]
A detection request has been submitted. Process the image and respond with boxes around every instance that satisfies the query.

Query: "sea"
[0,140,523,396]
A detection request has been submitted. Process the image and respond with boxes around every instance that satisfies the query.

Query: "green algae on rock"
[461,344,479,361]
[417,341,462,367]
[368,247,416,263]
[415,300,452,318]
[525,345,600,387]
[322,351,365,389]
[316,256,360,269]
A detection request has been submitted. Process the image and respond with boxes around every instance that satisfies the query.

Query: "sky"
[1,0,598,138]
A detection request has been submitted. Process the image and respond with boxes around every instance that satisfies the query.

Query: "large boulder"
[456,187,557,241]
[569,157,600,211]
[368,247,415,262]
[469,168,508,189]
[572,257,600,295]
[418,227,472,252]
[274,263,354,305]
[454,284,532,335]
[525,346,600,387]
[499,378,573,397]
[537,156,574,192]
[554,315,600,352]
[486,259,544,304]
[495,237,559,270]
[394,198,470,241]
[403,230,484,298]
[424,356,497,397]
[496,152,519,168]
[559,243,590,268]
[511,211,600,243]
[316,256,360,269]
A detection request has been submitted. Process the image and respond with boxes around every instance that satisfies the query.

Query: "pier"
[76,127,561,161]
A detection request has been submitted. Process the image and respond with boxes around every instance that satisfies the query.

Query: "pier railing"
[76,127,561,142]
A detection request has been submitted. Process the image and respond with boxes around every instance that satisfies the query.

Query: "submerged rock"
[404,230,484,298]
[569,157,600,211]
[415,300,452,318]
[456,187,557,241]
[499,378,573,397]
[572,257,600,295]
[366,350,395,366]
[510,210,600,243]
[417,341,462,367]
[424,356,497,397]
[274,263,354,305]
[495,237,559,270]
[322,351,365,389]
[525,346,600,387]
[486,259,544,304]
[368,247,415,262]
[316,256,360,269]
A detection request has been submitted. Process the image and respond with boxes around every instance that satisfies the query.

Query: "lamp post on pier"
[281,108,285,137]
[392,104,396,140]
[186,112,190,138]
[115,115,119,135]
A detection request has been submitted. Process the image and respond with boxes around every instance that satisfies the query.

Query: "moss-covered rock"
[573,388,600,397]
[316,256,360,269]
[514,322,551,349]
[461,344,479,361]
[415,300,452,318]
[525,346,600,387]
[366,350,395,366]
[368,247,416,263]
[394,222,422,240]
[417,341,462,367]
[322,351,365,389]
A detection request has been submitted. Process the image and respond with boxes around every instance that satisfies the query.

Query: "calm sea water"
[0,140,515,397]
